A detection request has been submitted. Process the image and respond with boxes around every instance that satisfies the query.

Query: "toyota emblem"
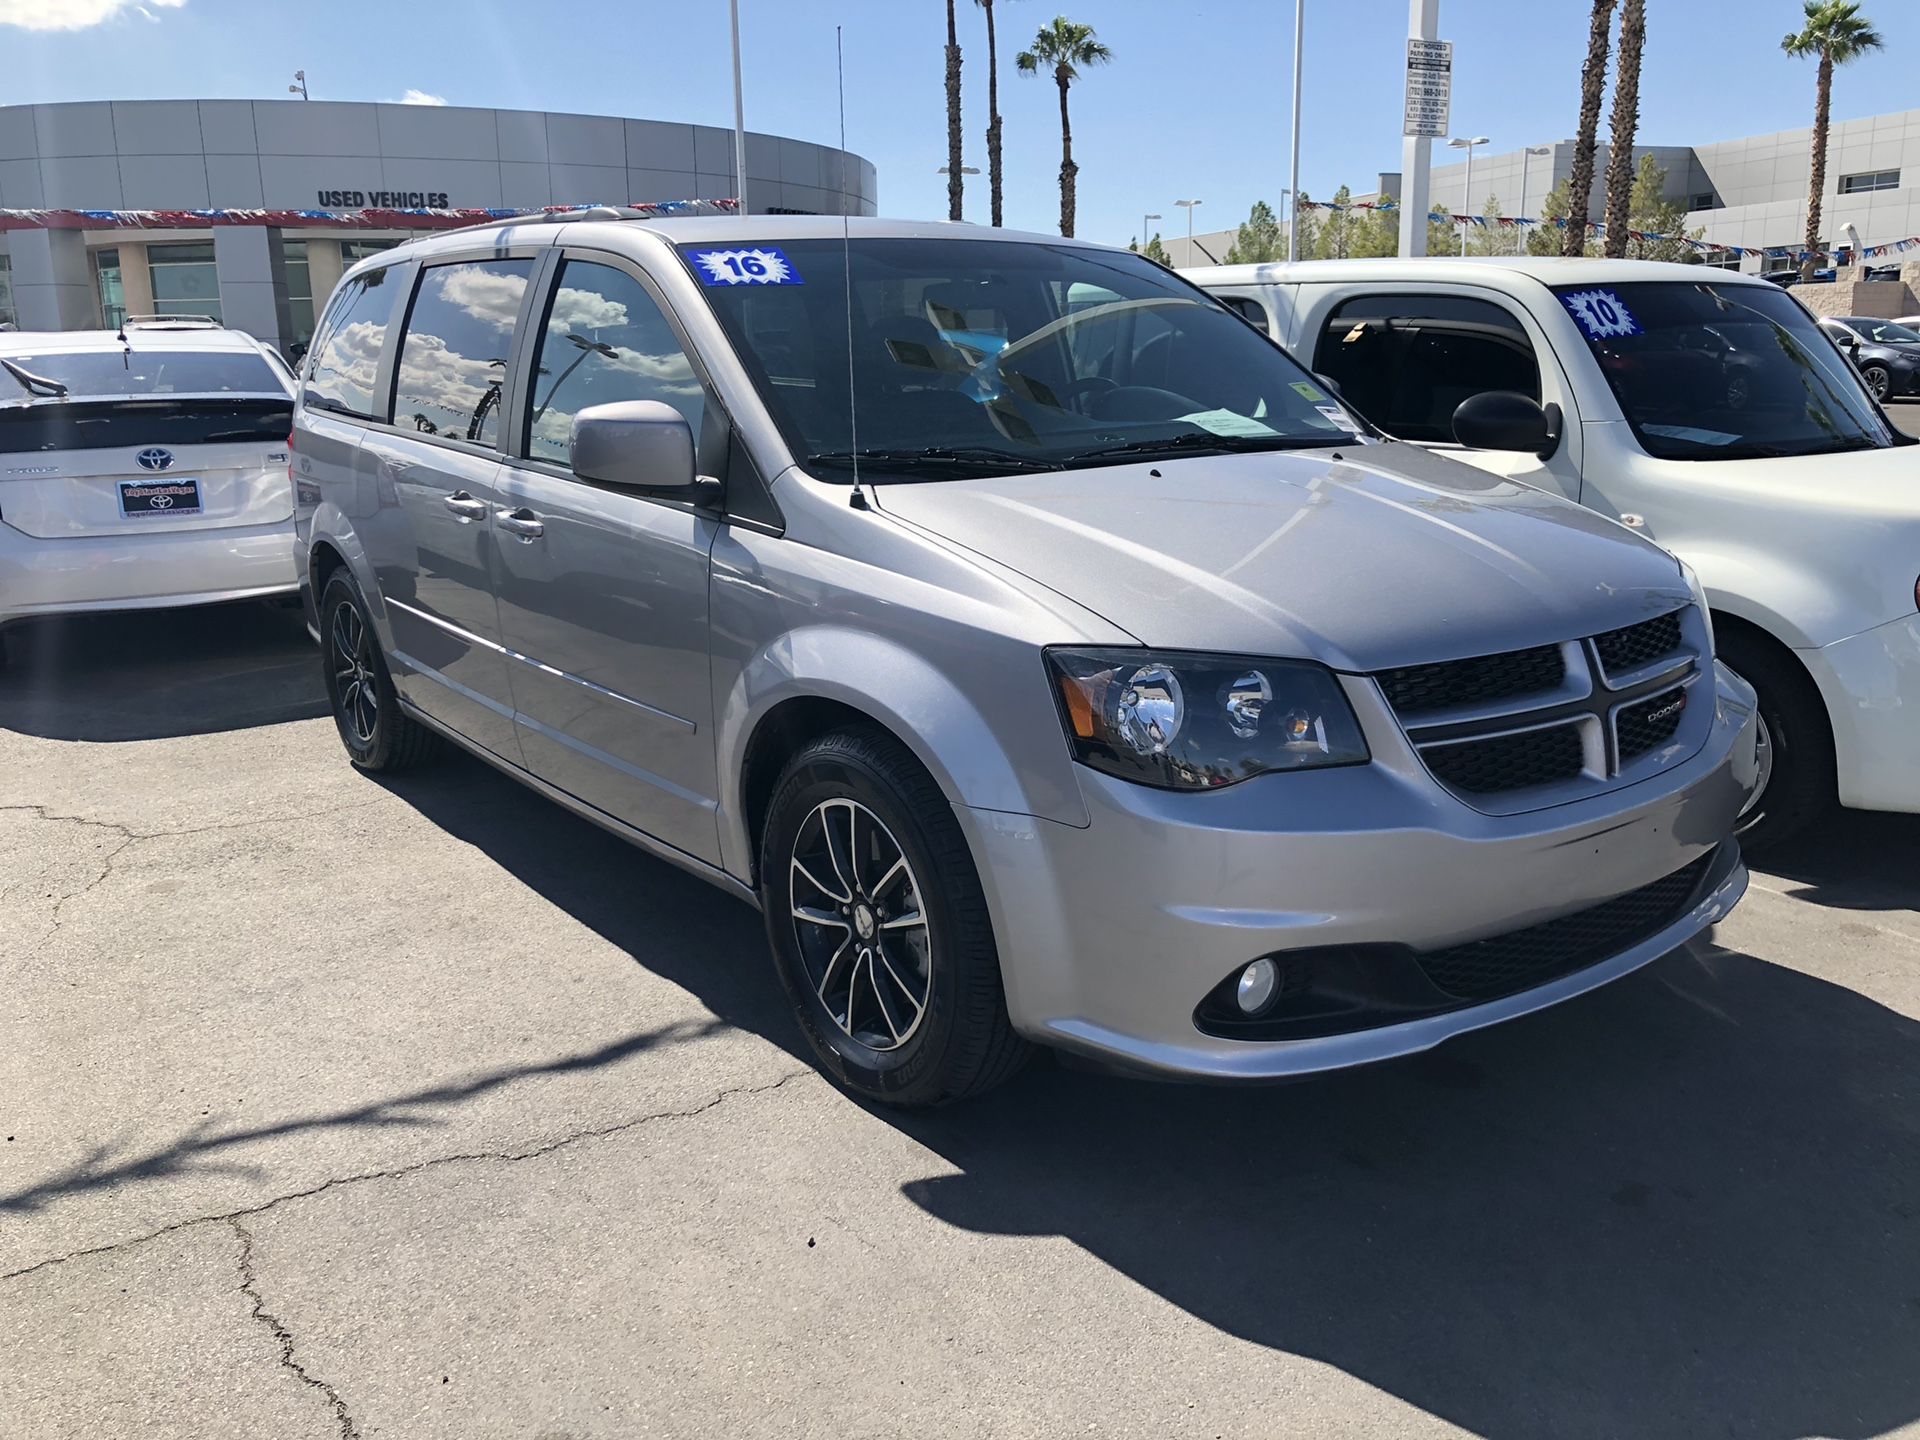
[136,448,175,472]
[150,493,175,509]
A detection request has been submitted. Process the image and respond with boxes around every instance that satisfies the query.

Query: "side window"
[1218,295,1271,332]
[526,260,706,465]
[1313,293,1541,444]
[392,258,534,447]
[303,268,398,420]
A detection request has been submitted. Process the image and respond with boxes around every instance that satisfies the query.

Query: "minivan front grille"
[1372,605,1702,811]
[1414,850,1717,1002]
[1422,724,1585,794]
[1376,644,1565,715]
[1594,611,1685,680]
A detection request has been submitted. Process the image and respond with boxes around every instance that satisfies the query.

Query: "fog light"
[1236,958,1279,1015]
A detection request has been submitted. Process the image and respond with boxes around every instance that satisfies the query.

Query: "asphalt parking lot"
[2,590,1917,1439]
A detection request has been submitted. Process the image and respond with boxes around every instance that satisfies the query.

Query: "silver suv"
[293,215,1762,1105]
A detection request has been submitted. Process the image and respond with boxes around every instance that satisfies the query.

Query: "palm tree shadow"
[371,754,1917,1438]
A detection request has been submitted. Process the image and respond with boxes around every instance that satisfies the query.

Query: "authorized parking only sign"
[1403,39,1452,138]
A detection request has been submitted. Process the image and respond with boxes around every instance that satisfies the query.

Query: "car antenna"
[837,23,868,510]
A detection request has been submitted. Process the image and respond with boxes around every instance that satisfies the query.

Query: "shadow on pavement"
[1753,806,1920,914]
[0,602,326,742]
[374,753,1920,1440]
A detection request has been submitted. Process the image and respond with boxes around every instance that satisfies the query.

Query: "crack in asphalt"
[0,799,390,938]
[232,1219,361,1440]
[0,1070,813,1285]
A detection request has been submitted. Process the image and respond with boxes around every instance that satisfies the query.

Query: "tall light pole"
[729,0,749,215]
[1519,144,1552,222]
[1277,188,1296,260]
[288,70,309,101]
[1142,211,1161,251]
[1448,135,1489,255]
[1176,198,1203,265]
[1287,0,1305,265]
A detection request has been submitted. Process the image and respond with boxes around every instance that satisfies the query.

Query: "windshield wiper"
[1078,432,1345,462]
[0,358,69,399]
[803,446,1065,477]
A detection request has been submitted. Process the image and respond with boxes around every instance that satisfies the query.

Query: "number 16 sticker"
[1561,287,1641,340]
[690,247,803,286]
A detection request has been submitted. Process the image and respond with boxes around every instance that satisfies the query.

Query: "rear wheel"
[1719,628,1833,853]
[759,726,1028,1106]
[319,569,440,772]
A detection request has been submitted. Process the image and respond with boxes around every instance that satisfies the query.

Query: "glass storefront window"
[147,241,222,322]
[339,239,399,265]
[284,239,314,346]
[95,247,125,330]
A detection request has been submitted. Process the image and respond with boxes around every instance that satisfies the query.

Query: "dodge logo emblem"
[136,448,175,471]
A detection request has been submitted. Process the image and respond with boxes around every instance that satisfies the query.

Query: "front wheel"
[319,569,441,773]
[759,726,1029,1106]
[1861,362,1892,403]
[1719,632,1834,853]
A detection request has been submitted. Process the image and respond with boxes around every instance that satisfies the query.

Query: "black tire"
[1861,362,1892,403]
[318,569,440,773]
[759,726,1029,1106]
[1718,628,1834,853]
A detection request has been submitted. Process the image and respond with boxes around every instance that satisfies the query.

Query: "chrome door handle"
[495,507,545,540]
[443,491,489,521]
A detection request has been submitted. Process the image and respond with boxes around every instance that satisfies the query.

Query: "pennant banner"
[0,200,741,233]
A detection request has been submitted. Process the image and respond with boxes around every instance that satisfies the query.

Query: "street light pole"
[1448,135,1489,256]
[1287,0,1305,265]
[1176,199,1203,264]
[1143,211,1162,251]
[729,0,750,215]
[1519,144,1551,223]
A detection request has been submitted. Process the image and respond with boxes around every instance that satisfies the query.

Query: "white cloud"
[438,265,527,332]
[0,0,182,29]
[396,89,447,106]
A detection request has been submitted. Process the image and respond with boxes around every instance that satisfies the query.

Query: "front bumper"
[962,661,1760,1080]
[0,518,298,628]
[1800,613,1920,813]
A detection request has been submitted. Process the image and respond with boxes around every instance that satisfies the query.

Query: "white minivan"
[1189,257,1919,846]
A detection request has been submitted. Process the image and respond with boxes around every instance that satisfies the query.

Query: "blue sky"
[3,0,1916,246]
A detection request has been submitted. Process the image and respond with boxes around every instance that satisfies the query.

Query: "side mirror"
[1313,372,1345,399]
[1452,391,1563,461]
[569,400,697,490]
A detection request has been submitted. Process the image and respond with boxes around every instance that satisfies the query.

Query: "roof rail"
[454,205,661,233]
[124,314,222,328]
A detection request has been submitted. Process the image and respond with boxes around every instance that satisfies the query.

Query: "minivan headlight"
[1679,558,1714,649]
[1046,648,1369,790]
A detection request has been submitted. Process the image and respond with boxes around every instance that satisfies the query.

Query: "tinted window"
[393,259,532,446]
[1845,318,1920,345]
[304,269,398,420]
[1217,295,1271,331]
[1314,293,1540,443]
[526,260,706,463]
[0,348,287,400]
[680,237,1365,478]
[1551,280,1895,460]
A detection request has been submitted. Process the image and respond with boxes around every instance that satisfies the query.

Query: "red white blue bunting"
[0,200,740,233]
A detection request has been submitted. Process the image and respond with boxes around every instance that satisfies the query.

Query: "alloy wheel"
[329,601,379,745]
[788,797,932,1052]
[1866,366,1892,402]
[1738,709,1775,822]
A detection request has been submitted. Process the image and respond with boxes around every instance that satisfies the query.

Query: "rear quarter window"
[303,267,400,421]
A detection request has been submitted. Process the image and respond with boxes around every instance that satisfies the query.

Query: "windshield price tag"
[1317,405,1364,434]
[690,247,803,286]
[1561,288,1642,340]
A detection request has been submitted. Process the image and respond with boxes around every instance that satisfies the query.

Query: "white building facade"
[0,99,877,351]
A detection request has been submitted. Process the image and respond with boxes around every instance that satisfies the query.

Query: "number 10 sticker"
[690,247,803,286]
[1560,287,1641,340]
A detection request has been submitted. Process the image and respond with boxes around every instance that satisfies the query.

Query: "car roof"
[347,213,1111,274]
[1180,256,1772,291]
[0,327,268,357]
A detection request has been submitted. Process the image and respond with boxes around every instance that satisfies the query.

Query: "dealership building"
[0,99,876,352]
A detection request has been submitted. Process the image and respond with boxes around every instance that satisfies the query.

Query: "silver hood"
[872,444,1693,672]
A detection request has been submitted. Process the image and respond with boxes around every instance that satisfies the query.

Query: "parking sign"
[1403,39,1452,139]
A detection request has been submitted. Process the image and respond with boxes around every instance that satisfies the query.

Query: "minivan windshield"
[0,348,288,402]
[1550,280,1896,460]
[680,237,1364,478]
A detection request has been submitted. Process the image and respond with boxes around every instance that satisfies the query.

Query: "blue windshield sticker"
[1561,288,1642,340]
[690,247,803,286]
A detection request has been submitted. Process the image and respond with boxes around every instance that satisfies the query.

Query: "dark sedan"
[1818,315,1920,401]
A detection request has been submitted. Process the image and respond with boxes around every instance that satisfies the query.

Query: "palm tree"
[975,0,1019,228]
[1601,0,1645,259]
[1783,1,1884,280]
[1562,0,1615,258]
[1017,16,1112,239]
[945,0,964,222]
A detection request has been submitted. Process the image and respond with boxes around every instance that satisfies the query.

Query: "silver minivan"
[293,214,1761,1105]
